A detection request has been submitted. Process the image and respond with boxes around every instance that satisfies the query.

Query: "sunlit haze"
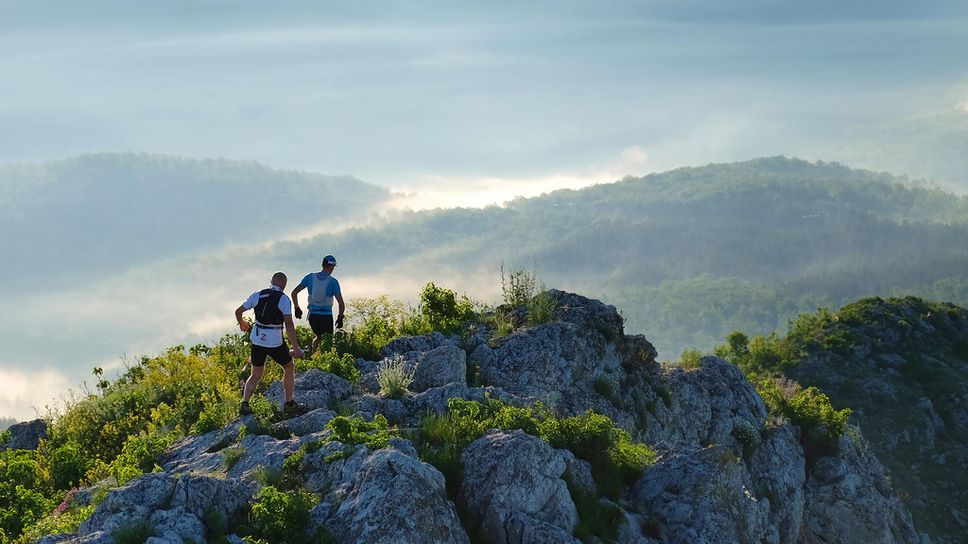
[2,0,967,419]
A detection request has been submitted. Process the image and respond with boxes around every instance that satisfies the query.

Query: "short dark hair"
[271,272,287,285]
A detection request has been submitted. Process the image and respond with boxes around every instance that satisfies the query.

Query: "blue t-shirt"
[300,272,341,315]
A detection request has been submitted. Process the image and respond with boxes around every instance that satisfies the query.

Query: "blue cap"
[322,255,337,266]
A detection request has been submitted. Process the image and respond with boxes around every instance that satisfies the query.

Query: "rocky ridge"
[37,291,927,544]
[782,297,968,543]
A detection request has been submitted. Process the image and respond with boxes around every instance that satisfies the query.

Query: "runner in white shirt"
[234,272,305,416]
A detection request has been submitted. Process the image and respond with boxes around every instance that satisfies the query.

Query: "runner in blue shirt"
[291,254,346,353]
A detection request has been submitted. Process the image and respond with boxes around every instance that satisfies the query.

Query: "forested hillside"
[269,157,968,357]
[0,153,390,288]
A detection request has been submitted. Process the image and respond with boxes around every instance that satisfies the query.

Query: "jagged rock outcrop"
[0,418,47,451]
[46,290,928,544]
[780,297,967,542]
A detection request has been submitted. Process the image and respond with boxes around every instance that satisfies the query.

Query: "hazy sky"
[2,0,967,419]
[2,0,967,197]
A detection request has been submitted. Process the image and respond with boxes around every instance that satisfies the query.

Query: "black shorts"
[250,343,293,367]
[308,314,334,336]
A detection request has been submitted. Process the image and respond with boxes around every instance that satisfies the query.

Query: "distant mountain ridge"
[0,153,390,288]
[266,156,968,357]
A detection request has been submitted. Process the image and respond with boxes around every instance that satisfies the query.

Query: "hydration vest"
[254,288,284,329]
[308,273,335,309]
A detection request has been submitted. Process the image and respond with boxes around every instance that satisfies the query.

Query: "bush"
[0,449,55,539]
[415,397,657,501]
[300,348,361,383]
[107,430,175,484]
[247,486,319,544]
[419,282,477,335]
[377,356,413,399]
[324,415,395,451]
[501,264,538,308]
[45,441,90,491]
[112,520,155,544]
[679,348,703,369]
[527,290,558,326]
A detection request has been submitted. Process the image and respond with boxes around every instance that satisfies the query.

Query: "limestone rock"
[631,446,769,544]
[325,448,469,543]
[459,430,578,544]
[265,369,352,411]
[801,435,927,544]
[0,418,47,451]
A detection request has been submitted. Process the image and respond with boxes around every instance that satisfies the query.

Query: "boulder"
[631,446,769,544]
[654,356,767,450]
[746,423,806,544]
[325,448,469,543]
[265,369,352,411]
[459,430,579,544]
[0,418,48,451]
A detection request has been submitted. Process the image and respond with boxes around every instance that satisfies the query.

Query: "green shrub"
[324,415,395,451]
[46,441,90,491]
[107,430,175,484]
[786,386,851,458]
[527,290,558,326]
[501,264,538,308]
[593,377,615,400]
[222,447,245,471]
[415,397,657,501]
[248,485,318,544]
[419,282,477,335]
[377,356,413,399]
[300,348,361,383]
[112,520,155,544]
[16,498,96,543]
[0,449,56,539]
[678,348,703,369]
[540,411,657,499]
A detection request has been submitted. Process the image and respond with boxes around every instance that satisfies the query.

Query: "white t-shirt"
[242,286,293,348]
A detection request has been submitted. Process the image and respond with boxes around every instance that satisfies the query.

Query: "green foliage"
[678,348,703,369]
[50,347,239,465]
[222,447,245,472]
[299,348,361,383]
[419,282,477,335]
[112,520,155,544]
[786,386,851,458]
[107,430,175,484]
[324,415,395,451]
[501,264,539,308]
[527,290,558,326]
[45,441,90,491]
[541,411,658,499]
[377,356,414,399]
[16,498,95,543]
[0,449,55,539]
[415,397,656,501]
[248,486,319,544]
[565,472,624,543]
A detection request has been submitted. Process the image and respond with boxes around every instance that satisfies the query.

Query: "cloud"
[0,367,72,421]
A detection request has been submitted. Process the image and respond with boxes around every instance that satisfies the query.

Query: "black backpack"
[254,289,284,327]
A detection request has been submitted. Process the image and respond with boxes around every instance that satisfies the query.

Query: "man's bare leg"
[242,365,265,402]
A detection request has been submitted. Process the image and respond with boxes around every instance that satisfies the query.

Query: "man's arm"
[291,284,306,319]
[335,294,346,329]
[234,305,251,333]
[284,315,303,357]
